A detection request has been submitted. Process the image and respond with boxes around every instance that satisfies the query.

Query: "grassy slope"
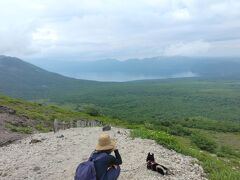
[0,94,94,132]
[1,94,240,179]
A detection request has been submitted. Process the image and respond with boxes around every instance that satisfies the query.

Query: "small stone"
[56,135,64,138]
[30,139,42,144]
[33,166,41,171]
[102,125,111,131]
[2,172,7,177]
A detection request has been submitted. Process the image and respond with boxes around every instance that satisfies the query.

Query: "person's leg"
[105,166,120,180]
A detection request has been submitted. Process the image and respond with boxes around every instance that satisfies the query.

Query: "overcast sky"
[0,0,240,61]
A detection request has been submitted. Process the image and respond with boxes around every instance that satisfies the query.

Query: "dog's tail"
[156,165,170,175]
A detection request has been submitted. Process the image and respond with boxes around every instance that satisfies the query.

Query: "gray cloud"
[0,0,240,60]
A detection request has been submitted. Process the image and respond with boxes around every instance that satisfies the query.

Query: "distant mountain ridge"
[0,55,96,99]
[28,56,240,81]
[1,55,240,100]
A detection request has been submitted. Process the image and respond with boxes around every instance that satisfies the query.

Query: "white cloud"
[164,40,211,56]
[32,28,58,42]
[171,8,192,21]
[0,0,239,60]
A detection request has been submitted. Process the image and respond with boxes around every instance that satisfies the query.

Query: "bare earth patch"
[0,113,29,147]
[0,127,207,180]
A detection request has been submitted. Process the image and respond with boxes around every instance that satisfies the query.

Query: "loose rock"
[30,139,42,144]
[33,166,41,172]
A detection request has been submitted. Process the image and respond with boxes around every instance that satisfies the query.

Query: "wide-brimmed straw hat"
[96,133,116,151]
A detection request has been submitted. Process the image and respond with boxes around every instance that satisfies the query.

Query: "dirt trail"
[0,127,207,180]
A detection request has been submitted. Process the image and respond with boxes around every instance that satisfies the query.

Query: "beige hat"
[96,133,116,151]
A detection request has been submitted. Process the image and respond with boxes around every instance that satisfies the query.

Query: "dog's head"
[146,152,155,162]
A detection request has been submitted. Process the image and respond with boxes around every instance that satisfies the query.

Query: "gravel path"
[0,127,207,180]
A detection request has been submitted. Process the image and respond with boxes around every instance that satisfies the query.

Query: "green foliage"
[190,132,217,153]
[180,117,240,132]
[5,123,33,134]
[51,79,240,125]
[35,124,51,133]
[217,146,240,158]
[0,94,94,134]
[131,128,181,150]
[76,104,101,116]
[168,124,192,136]
[155,121,192,136]
[0,95,89,123]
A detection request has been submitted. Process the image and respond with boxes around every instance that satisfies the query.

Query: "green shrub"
[180,117,240,133]
[217,146,240,158]
[131,128,182,151]
[5,123,33,134]
[168,124,192,136]
[159,120,173,127]
[81,104,101,116]
[190,132,217,153]
[35,124,51,133]
[144,122,158,130]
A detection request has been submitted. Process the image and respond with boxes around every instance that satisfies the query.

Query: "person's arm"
[109,149,122,165]
[114,149,122,165]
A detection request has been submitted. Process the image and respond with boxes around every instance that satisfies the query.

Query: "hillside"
[0,55,97,99]
[0,94,95,146]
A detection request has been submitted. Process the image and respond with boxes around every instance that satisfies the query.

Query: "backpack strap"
[89,151,107,162]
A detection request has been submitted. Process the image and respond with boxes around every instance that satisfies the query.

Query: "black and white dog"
[146,153,170,175]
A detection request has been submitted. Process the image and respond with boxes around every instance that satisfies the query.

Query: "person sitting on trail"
[92,133,122,180]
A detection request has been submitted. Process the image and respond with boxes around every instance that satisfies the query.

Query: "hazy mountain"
[28,57,240,81]
[0,55,96,99]
[1,55,240,101]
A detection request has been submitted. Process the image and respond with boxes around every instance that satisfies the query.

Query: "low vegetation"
[5,123,33,134]
[0,94,94,133]
[190,132,217,153]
